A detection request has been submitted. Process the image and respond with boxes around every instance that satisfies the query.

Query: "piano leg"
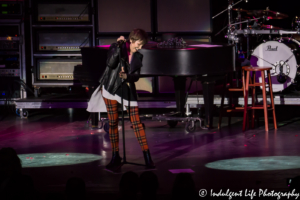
[173,76,187,116]
[202,81,215,129]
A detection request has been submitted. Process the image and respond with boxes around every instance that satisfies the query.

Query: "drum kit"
[213,0,300,92]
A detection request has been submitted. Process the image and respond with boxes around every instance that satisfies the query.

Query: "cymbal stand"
[212,0,247,20]
[230,17,264,26]
[213,0,249,39]
[236,9,242,30]
[215,26,229,37]
[212,0,249,88]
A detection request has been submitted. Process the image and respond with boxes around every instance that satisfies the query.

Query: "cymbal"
[232,8,248,13]
[240,17,251,21]
[247,25,261,30]
[260,24,282,30]
[247,10,288,19]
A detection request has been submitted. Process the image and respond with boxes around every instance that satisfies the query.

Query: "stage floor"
[0,107,300,199]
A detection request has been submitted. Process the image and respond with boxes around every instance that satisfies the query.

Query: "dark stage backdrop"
[157,0,212,33]
[96,0,296,38]
[97,0,152,33]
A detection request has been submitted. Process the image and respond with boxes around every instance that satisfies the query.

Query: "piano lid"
[138,42,236,76]
[86,41,236,76]
[95,41,230,49]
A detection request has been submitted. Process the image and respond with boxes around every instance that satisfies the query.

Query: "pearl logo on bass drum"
[266,46,278,51]
[250,40,298,92]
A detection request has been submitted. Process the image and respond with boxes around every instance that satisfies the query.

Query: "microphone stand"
[117,43,146,170]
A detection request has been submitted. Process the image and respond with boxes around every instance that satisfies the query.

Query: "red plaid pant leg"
[103,96,119,152]
[127,106,149,151]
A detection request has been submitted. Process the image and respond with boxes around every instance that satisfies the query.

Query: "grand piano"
[80,42,236,128]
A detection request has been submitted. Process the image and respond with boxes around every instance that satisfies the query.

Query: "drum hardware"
[260,25,282,30]
[234,29,300,36]
[275,59,293,84]
[236,9,242,30]
[212,0,249,39]
[269,35,272,40]
[225,34,240,43]
[230,17,266,27]
[247,8,288,20]
[247,22,261,30]
[277,37,284,43]
[232,8,250,30]
[277,70,288,83]
[278,37,300,46]
[224,17,267,43]
[278,30,300,35]
[212,0,249,20]
[213,1,300,93]
[232,8,248,13]
[276,38,300,85]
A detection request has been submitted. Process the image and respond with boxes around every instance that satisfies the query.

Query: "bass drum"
[250,39,300,92]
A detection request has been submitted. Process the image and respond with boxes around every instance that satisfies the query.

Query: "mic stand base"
[120,81,147,171]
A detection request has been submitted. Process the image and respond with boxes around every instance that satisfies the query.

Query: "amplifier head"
[37,3,90,22]
[38,59,82,81]
[36,31,92,52]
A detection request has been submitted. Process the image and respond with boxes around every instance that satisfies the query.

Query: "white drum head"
[250,41,297,92]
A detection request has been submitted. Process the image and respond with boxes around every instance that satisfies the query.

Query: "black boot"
[143,149,155,169]
[106,151,122,171]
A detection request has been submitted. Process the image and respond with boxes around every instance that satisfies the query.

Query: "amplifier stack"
[29,0,95,95]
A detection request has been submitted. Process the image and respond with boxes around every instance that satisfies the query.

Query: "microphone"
[117,40,125,47]
[121,67,125,82]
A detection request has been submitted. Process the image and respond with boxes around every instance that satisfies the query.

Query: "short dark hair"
[128,29,148,45]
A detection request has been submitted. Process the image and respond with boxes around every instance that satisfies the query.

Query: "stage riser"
[14,96,300,110]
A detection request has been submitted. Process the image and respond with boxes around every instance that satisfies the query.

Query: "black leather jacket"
[98,42,143,96]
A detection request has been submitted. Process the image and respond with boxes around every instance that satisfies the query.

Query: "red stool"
[243,66,277,131]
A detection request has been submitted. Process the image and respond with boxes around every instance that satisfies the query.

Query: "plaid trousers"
[103,96,149,152]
